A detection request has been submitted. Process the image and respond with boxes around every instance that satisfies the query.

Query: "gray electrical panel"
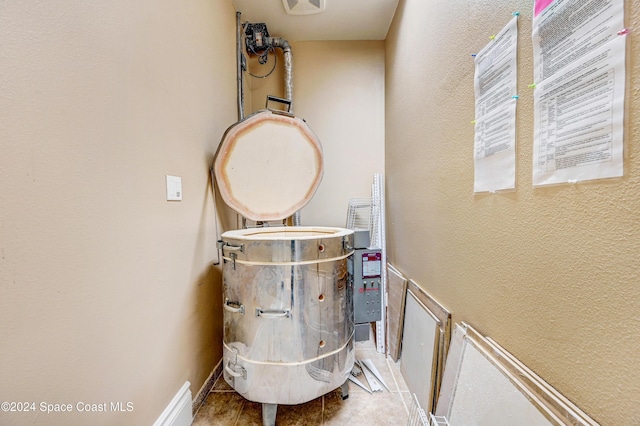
[348,247,382,324]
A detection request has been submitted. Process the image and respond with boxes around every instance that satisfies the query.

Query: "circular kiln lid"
[214,110,323,222]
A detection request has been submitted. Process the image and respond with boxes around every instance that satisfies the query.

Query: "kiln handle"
[217,241,244,270]
[266,95,293,115]
[225,362,247,380]
[224,298,245,315]
[256,308,291,319]
[218,242,244,253]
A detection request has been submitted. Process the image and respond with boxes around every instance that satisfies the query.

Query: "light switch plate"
[166,175,182,201]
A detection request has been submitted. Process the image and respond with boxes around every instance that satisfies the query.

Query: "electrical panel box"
[245,23,270,55]
[349,248,382,324]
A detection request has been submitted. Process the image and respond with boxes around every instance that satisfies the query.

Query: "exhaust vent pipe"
[265,37,293,112]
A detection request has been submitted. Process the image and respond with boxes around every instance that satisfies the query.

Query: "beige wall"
[246,40,386,227]
[0,1,235,424]
[385,0,640,424]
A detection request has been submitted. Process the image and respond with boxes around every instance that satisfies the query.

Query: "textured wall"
[385,0,640,424]
[0,1,236,424]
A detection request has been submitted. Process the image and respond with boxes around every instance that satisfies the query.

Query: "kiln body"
[220,226,354,404]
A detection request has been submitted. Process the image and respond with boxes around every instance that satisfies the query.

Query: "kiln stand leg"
[262,403,277,426]
[341,379,349,400]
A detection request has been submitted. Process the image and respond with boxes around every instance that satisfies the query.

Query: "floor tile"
[355,353,398,392]
[195,337,411,425]
[234,400,262,426]
[399,391,414,414]
[192,391,244,425]
[212,377,234,391]
[388,358,409,392]
[275,398,324,425]
[323,385,408,425]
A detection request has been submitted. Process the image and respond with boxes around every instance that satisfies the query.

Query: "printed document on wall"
[532,0,624,83]
[532,0,626,186]
[473,16,518,193]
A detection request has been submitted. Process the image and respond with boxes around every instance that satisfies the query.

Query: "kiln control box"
[349,248,382,324]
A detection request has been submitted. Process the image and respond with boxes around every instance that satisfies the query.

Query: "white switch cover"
[166,175,182,201]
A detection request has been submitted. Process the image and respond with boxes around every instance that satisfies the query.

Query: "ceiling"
[231,0,400,42]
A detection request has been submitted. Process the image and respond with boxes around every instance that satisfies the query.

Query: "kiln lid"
[214,109,323,222]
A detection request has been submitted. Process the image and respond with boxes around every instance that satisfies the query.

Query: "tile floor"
[193,336,411,425]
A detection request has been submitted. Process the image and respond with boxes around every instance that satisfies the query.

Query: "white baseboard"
[153,381,192,426]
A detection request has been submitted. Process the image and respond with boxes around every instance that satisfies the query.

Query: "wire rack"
[372,173,386,354]
[429,414,449,426]
[407,393,429,426]
[370,176,382,248]
[345,197,372,231]
[407,393,449,426]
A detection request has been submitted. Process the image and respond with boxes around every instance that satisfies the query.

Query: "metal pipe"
[236,12,244,120]
[235,12,245,231]
[266,37,293,113]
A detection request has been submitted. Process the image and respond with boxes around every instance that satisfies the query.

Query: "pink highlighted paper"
[535,0,554,16]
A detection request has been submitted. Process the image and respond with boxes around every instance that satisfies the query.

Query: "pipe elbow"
[267,37,291,52]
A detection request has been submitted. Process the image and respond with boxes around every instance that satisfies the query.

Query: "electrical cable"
[247,47,277,79]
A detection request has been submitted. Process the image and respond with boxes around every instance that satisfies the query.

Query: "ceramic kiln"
[213,106,355,425]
